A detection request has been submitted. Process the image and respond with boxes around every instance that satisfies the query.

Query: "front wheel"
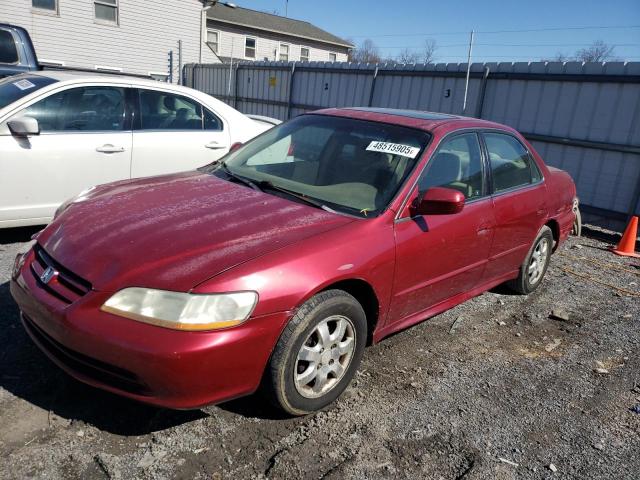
[506,225,553,294]
[264,289,367,415]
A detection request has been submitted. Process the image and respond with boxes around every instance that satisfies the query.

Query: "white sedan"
[0,71,278,228]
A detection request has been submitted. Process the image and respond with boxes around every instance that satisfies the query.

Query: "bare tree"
[422,39,437,63]
[396,48,421,64]
[349,39,382,63]
[575,40,617,62]
[541,52,573,62]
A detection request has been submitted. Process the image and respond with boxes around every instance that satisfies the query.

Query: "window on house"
[279,44,289,61]
[32,0,57,11]
[300,47,310,62]
[94,0,118,23]
[206,30,219,54]
[245,37,256,58]
[329,52,337,62]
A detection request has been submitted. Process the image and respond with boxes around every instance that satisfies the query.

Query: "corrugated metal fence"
[184,61,640,230]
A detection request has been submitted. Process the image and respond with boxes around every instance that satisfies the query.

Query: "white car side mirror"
[8,116,40,137]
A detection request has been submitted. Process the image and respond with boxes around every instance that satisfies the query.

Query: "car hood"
[37,171,354,292]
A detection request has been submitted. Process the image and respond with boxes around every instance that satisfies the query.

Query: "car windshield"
[0,74,57,110]
[204,114,430,217]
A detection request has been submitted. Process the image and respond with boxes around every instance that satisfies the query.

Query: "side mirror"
[411,187,465,216]
[229,142,243,152]
[8,116,40,137]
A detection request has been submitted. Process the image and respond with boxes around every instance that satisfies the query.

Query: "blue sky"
[233,0,640,62]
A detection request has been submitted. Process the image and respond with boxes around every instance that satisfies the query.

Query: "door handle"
[96,144,125,154]
[205,141,226,150]
[477,224,492,234]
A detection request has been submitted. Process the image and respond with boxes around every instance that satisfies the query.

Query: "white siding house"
[1,0,220,81]
[204,4,351,63]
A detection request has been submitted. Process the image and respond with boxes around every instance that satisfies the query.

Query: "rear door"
[0,84,132,225]
[389,132,495,321]
[130,88,229,177]
[481,131,547,280]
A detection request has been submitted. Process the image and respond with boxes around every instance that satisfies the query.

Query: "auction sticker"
[13,79,36,90]
[366,141,420,158]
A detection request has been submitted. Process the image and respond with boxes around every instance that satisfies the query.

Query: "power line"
[375,43,640,49]
[346,25,640,38]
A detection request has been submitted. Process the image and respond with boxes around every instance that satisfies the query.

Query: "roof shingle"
[206,3,353,49]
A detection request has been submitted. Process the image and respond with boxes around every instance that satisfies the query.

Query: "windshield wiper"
[256,180,334,212]
[216,161,262,191]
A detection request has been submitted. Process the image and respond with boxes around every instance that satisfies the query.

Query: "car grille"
[22,314,150,396]
[29,244,92,304]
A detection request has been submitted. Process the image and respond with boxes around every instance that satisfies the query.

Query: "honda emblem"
[40,266,57,284]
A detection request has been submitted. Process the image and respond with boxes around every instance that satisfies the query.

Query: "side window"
[418,132,484,200]
[484,133,540,193]
[19,86,126,132]
[139,90,220,131]
[0,29,19,64]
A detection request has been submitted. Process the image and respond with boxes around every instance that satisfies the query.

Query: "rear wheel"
[265,289,367,415]
[506,225,553,294]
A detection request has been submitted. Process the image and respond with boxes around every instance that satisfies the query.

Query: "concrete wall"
[184,60,640,231]
[1,0,220,81]
[205,20,349,63]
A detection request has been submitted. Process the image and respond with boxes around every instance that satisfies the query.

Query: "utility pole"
[462,30,474,114]
[228,37,234,96]
[285,0,288,17]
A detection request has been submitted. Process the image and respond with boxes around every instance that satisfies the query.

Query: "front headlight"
[101,288,258,331]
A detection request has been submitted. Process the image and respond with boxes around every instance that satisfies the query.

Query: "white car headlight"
[101,288,258,331]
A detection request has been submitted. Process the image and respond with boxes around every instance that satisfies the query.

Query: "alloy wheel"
[294,315,356,399]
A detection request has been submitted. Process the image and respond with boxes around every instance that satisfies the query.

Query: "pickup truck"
[0,23,39,79]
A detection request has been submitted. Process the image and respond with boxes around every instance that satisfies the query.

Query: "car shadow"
[0,225,42,245]
[0,281,207,436]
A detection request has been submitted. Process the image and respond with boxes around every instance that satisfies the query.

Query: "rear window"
[0,74,58,110]
[0,30,19,64]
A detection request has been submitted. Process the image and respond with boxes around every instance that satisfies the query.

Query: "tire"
[572,206,582,237]
[265,289,367,415]
[506,225,553,295]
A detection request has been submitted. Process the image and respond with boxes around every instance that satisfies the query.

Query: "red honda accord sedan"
[11,108,576,415]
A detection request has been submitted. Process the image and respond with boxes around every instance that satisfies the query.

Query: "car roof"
[25,70,195,91]
[312,107,510,133]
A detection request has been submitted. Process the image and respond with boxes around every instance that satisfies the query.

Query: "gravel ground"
[0,226,638,480]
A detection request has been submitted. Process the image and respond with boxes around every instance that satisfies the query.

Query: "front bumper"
[10,249,291,409]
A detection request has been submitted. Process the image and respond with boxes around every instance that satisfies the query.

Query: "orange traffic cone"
[611,216,640,258]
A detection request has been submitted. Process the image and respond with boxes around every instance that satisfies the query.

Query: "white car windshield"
[205,114,431,217]
[0,74,57,110]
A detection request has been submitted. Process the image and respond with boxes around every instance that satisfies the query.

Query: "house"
[204,3,352,63]
[2,0,220,81]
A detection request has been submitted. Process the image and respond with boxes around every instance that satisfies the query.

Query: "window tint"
[138,90,222,131]
[484,133,540,192]
[19,86,125,132]
[419,133,484,200]
[0,30,18,64]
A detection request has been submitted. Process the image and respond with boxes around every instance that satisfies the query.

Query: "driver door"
[0,84,132,225]
[389,132,495,322]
